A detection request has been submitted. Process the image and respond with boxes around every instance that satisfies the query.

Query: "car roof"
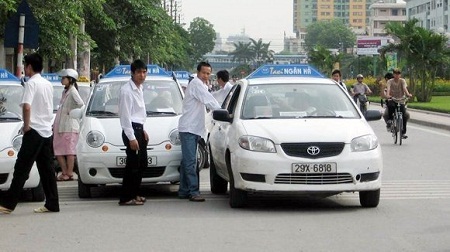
[241,64,335,86]
[99,65,175,83]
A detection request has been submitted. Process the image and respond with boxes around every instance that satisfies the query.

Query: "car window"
[0,85,23,120]
[86,79,183,117]
[242,83,359,119]
[53,85,64,112]
[223,84,241,114]
[78,85,92,104]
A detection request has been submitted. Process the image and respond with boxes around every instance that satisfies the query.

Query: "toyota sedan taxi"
[72,65,185,198]
[208,64,383,208]
[0,69,44,201]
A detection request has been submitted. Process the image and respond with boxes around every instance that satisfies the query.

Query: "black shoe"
[189,195,205,202]
[402,135,408,139]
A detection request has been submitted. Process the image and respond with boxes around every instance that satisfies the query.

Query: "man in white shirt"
[0,53,59,214]
[178,62,221,202]
[118,59,149,206]
[212,70,233,105]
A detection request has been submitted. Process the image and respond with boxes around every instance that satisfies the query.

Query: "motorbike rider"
[351,74,372,110]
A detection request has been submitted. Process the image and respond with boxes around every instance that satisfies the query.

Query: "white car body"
[208,64,383,208]
[0,69,42,200]
[74,65,184,197]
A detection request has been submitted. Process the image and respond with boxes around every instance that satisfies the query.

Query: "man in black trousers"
[118,59,149,206]
[0,53,59,214]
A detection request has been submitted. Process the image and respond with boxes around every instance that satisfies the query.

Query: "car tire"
[31,182,45,202]
[209,146,228,194]
[226,156,247,208]
[78,178,92,198]
[196,142,207,172]
[359,189,380,208]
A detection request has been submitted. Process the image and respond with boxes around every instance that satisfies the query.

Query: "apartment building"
[368,1,407,36]
[404,0,449,33]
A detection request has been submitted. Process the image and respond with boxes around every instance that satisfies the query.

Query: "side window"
[224,84,241,114]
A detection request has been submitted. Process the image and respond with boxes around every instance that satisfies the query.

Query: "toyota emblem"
[307,146,320,155]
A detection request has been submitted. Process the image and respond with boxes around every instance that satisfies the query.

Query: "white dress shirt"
[212,82,233,105]
[21,73,54,138]
[178,77,220,137]
[119,79,146,141]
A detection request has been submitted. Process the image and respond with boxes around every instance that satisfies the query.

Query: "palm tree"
[249,38,274,66]
[228,42,253,64]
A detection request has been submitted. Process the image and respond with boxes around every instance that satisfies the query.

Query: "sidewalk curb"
[409,118,450,131]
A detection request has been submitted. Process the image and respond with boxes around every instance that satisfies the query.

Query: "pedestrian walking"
[0,53,59,214]
[118,59,149,206]
[211,70,233,105]
[178,62,220,202]
[54,69,84,181]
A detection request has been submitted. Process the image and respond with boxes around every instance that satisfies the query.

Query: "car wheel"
[31,182,45,202]
[226,156,247,208]
[78,178,92,198]
[196,142,207,171]
[359,189,380,208]
[209,145,228,194]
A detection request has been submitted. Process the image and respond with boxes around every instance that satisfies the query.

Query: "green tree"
[188,17,216,63]
[228,41,253,64]
[304,19,356,52]
[307,45,341,76]
[249,38,274,66]
[382,19,450,102]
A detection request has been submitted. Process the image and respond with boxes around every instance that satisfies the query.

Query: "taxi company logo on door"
[115,67,131,75]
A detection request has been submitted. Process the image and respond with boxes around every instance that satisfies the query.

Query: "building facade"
[368,1,407,36]
[404,0,449,33]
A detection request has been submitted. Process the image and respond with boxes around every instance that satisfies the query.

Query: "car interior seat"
[243,94,272,118]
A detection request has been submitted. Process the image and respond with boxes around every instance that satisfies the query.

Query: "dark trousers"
[119,123,147,203]
[1,129,59,211]
[387,101,408,134]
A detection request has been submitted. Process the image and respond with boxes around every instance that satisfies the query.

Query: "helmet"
[58,69,78,80]
[356,74,363,79]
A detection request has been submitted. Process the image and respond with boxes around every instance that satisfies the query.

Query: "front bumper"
[0,153,41,190]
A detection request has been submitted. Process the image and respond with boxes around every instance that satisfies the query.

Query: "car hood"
[81,116,181,146]
[0,121,22,149]
[241,118,375,144]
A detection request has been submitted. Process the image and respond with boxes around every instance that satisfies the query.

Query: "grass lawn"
[368,96,450,114]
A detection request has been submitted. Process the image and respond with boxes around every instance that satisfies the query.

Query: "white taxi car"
[0,69,44,201]
[208,64,383,208]
[72,65,185,198]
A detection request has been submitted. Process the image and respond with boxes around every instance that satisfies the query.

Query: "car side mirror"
[212,109,232,123]
[364,109,382,121]
[69,106,84,119]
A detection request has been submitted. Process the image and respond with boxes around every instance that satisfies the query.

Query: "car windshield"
[0,84,23,120]
[53,84,92,112]
[242,83,359,119]
[86,79,183,117]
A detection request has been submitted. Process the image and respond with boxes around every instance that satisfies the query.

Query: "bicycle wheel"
[392,116,398,144]
[398,116,404,145]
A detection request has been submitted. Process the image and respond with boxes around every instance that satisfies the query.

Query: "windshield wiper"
[87,110,118,116]
[0,117,22,121]
[146,111,177,116]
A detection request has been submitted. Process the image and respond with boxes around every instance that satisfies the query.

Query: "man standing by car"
[212,70,233,105]
[178,62,221,202]
[0,53,59,214]
[118,59,149,206]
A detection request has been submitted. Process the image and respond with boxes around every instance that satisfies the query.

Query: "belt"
[132,122,144,130]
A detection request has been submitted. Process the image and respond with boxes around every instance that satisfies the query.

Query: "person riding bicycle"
[386,68,413,139]
[351,74,372,112]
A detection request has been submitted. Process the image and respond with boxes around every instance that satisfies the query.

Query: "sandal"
[118,199,144,206]
[33,206,50,213]
[57,174,73,181]
[136,196,146,203]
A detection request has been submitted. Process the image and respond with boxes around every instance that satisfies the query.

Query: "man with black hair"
[0,53,59,214]
[118,59,149,206]
[212,70,233,105]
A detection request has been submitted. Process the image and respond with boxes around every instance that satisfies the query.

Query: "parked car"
[72,65,207,198]
[208,64,383,208]
[0,69,44,201]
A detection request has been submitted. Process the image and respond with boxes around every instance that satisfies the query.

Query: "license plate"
[116,156,157,166]
[292,163,337,173]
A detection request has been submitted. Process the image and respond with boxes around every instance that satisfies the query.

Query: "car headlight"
[12,135,23,151]
[169,129,181,145]
[238,135,276,153]
[86,130,105,148]
[351,134,378,152]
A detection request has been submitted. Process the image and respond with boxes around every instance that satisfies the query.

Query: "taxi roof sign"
[41,73,61,82]
[246,64,324,79]
[104,65,170,78]
[0,68,20,81]
[172,71,190,80]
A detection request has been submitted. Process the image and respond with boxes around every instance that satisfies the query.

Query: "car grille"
[0,173,8,184]
[280,142,345,159]
[108,167,166,179]
[274,173,353,184]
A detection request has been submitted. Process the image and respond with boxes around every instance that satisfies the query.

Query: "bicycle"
[387,97,408,145]
[354,93,368,115]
